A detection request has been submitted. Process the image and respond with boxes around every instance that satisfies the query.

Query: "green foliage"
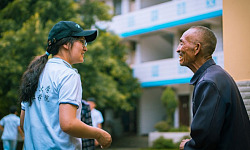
[76,32,141,111]
[0,0,14,10]
[152,136,178,149]
[168,126,189,132]
[79,0,113,29]
[0,0,141,118]
[161,87,178,126]
[154,121,170,132]
[154,121,189,132]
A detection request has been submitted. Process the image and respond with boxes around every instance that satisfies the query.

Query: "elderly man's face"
[176,29,197,68]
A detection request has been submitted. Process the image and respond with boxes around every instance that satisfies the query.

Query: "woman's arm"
[18,126,25,140]
[59,104,112,148]
[20,110,25,132]
[0,125,4,131]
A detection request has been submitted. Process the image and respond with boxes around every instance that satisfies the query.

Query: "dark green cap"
[47,21,97,46]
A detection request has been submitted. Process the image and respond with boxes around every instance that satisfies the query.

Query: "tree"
[161,87,178,126]
[76,32,141,111]
[78,0,112,29]
[0,0,80,117]
[0,0,141,118]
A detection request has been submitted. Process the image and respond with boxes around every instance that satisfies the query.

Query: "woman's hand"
[96,129,112,149]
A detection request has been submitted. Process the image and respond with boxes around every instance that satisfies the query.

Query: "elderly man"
[177,26,250,150]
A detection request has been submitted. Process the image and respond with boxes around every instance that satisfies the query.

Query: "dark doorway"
[178,95,190,126]
[121,108,137,133]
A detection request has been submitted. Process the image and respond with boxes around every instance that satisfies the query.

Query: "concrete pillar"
[135,0,141,10]
[121,0,129,14]
[223,0,250,117]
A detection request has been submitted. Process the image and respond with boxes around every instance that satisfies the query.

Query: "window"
[113,0,122,15]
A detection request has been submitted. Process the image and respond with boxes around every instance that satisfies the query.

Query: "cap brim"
[74,30,97,42]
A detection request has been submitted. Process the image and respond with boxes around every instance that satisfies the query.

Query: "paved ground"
[97,134,149,150]
[0,133,149,150]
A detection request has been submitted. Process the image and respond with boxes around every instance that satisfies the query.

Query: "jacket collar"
[190,59,215,85]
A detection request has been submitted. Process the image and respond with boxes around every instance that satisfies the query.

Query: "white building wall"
[140,34,173,62]
[138,87,166,135]
[140,0,171,9]
[211,24,223,53]
[109,0,222,37]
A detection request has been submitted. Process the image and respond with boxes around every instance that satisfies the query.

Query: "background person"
[0,105,24,150]
[177,26,250,150]
[87,97,104,129]
[87,97,104,146]
[81,99,95,150]
[19,21,111,149]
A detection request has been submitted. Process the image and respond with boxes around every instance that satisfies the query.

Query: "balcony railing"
[108,0,222,37]
[133,51,224,87]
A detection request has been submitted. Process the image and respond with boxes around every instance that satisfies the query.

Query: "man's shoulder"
[10,114,20,120]
[1,114,19,122]
[201,65,229,83]
[196,65,234,92]
[92,108,101,112]
[92,109,102,115]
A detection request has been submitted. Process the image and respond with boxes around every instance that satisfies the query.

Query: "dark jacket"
[185,59,250,150]
[81,100,95,150]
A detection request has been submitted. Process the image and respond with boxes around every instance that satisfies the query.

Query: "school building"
[100,0,250,136]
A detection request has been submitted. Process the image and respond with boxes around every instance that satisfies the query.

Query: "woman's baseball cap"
[47,21,97,46]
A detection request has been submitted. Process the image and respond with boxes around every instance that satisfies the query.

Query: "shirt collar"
[49,57,78,73]
[190,59,215,85]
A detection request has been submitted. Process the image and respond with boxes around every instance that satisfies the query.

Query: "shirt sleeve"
[185,81,226,150]
[17,117,20,126]
[21,101,26,111]
[58,73,82,108]
[96,111,104,124]
[0,118,4,126]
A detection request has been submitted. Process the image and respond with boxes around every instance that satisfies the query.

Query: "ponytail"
[19,54,49,105]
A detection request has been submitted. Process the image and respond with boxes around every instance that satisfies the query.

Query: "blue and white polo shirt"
[21,57,82,150]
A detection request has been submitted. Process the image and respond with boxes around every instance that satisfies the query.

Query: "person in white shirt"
[0,106,24,150]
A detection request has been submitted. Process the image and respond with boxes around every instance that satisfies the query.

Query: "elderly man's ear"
[194,43,201,55]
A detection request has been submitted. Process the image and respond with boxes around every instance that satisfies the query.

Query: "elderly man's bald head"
[186,26,217,57]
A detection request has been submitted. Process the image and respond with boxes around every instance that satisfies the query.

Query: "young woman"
[19,21,112,149]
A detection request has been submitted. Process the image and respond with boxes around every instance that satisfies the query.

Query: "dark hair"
[10,105,17,114]
[19,37,79,105]
[87,97,96,103]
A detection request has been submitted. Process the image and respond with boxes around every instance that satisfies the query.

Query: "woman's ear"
[62,43,70,50]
